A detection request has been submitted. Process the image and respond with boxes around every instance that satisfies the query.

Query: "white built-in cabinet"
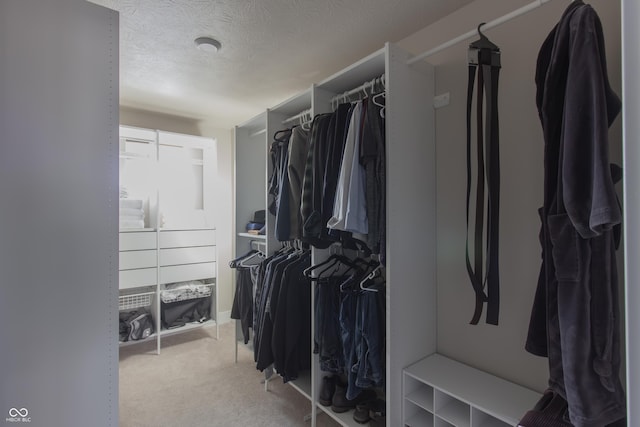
[118,125,219,353]
[234,43,437,427]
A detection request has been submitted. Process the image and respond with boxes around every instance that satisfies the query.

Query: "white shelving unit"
[403,355,541,427]
[233,112,268,362]
[118,126,219,353]
[233,42,435,426]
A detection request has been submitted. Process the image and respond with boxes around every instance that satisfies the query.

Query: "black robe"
[525,2,626,426]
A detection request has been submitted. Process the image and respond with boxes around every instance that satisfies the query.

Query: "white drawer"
[119,232,157,251]
[119,250,157,270]
[119,268,157,289]
[160,229,215,248]
[160,246,216,266]
[160,262,216,284]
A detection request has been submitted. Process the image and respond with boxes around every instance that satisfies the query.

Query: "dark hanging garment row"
[251,248,312,383]
[270,96,386,261]
[308,255,386,401]
[229,250,264,345]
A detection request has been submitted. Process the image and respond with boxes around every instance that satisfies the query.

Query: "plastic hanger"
[238,250,263,267]
[300,112,312,131]
[359,263,383,292]
[303,253,339,277]
[469,23,499,51]
[372,92,386,118]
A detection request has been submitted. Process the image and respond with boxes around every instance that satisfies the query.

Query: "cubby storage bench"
[403,354,541,427]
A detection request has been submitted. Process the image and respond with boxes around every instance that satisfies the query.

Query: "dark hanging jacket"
[525,2,625,426]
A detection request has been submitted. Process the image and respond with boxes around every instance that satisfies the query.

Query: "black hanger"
[303,253,361,280]
[469,23,499,51]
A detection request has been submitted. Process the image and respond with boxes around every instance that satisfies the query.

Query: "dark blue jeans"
[340,287,385,400]
[353,290,384,390]
[340,290,361,400]
[315,277,344,373]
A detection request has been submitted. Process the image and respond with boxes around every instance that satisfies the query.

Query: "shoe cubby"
[403,354,541,427]
[404,401,434,427]
[404,367,435,426]
[434,390,470,427]
[470,408,511,427]
[434,417,456,427]
[405,376,435,413]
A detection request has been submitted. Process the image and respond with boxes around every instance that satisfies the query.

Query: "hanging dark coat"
[524,2,625,426]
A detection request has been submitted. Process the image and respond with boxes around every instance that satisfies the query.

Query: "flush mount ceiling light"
[194,37,222,53]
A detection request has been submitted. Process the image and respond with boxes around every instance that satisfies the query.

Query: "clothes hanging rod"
[249,128,267,138]
[282,108,312,125]
[407,0,555,65]
[329,74,386,104]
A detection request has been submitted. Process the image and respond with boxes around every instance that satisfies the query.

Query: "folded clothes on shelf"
[119,198,143,210]
[161,280,212,304]
[119,207,145,219]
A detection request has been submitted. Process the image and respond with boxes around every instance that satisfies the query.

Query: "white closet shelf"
[119,333,157,347]
[237,233,266,239]
[317,405,361,426]
[159,319,217,338]
[289,371,312,400]
[405,411,434,427]
[406,386,434,412]
[160,227,216,231]
[119,228,156,232]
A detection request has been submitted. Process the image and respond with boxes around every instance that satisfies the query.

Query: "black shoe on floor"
[352,403,371,424]
[353,397,386,424]
[319,375,336,407]
[331,386,376,414]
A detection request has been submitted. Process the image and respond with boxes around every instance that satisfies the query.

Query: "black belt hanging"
[465,25,501,325]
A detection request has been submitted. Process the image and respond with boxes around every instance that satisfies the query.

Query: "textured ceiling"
[89,0,474,128]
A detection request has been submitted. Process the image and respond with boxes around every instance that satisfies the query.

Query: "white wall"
[398,0,622,392]
[199,121,235,320]
[119,108,235,318]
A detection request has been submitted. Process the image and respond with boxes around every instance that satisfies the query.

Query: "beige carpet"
[119,322,341,427]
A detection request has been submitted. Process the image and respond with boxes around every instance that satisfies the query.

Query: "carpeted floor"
[119,322,340,427]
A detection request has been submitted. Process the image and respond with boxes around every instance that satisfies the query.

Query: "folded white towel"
[119,207,145,218]
[119,219,145,229]
[119,199,143,210]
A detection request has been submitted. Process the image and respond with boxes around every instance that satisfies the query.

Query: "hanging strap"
[465,63,486,325]
[465,48,501,325]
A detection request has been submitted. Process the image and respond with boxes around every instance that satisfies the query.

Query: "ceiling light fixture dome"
[194,37,222,53]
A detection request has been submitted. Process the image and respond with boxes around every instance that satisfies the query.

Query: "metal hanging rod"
[249,128,267,138]
[282,108,312,125]
[329,74,386,107]
[407,0,556,65]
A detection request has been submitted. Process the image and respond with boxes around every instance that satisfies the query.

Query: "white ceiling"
[90,0,474,128]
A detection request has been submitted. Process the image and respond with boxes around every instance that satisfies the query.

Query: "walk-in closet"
[1,0,638,427]
[231,1,635,426]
